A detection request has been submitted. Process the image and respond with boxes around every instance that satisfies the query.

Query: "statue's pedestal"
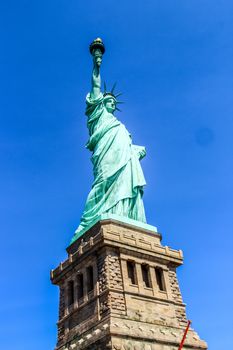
[51,216,207,350]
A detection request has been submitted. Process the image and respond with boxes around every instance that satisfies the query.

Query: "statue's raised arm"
[89,38,105,99]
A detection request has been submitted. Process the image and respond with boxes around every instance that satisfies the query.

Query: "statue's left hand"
[133,145,146,160]
[138,147,146,160]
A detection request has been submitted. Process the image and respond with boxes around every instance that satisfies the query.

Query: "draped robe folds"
[75,92,147,237]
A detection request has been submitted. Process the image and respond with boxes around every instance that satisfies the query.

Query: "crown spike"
[111,82,117,94]
[115,92,123,98]
[104,81,107,93]
[115,107,122,112]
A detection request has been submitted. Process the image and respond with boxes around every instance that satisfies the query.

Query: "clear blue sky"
[0,1,232,349]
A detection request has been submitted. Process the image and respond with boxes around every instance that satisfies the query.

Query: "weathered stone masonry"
[51,218,207,350]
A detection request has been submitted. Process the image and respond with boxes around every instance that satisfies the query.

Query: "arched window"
[67,280,74,306]
[86,265,94,292]
[141,264,151,288]
[77,273,84,300]
[127,261,137,285]
[155,267,166,291]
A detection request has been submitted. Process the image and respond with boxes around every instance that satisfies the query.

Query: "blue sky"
[0,1,232,349]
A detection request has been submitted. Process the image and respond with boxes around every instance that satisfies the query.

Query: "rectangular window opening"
[77,273,84,299]
[141,264,151,288]
[86,265,94,293]
[155,267,166,291]
[67,280,74,306]
[127,261,137,285]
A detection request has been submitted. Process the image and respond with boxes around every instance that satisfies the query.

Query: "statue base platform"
[51,216,207,350]
[71,214,158,243]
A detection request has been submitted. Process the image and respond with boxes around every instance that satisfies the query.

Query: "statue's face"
[104,98,116,113]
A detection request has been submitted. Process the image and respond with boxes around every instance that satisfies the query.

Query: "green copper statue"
[73,38,147,240]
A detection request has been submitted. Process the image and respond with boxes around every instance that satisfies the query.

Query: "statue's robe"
[75,93,146,237]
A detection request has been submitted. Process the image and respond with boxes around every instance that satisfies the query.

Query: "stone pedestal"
[51,216,207,350]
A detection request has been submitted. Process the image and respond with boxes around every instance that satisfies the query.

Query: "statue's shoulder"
[85,92,104,118]
[86,92,104,106]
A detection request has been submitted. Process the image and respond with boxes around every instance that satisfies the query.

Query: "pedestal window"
[67,280,74,306]
[141,264,151,288]
[86,265,94,292]
[127,261,137,285]
[77,273,84,300]
[155,267,166,291]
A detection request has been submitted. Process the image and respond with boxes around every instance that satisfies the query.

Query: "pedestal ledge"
[51,216,182,285]
[71,213,158,244]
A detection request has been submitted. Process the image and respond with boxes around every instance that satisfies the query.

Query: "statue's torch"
[89,38,105,67]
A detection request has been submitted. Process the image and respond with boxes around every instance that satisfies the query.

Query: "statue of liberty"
[73,38,147,240]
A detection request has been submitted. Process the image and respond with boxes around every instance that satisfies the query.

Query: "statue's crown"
[103,91,116,100]
[103,82,122,101]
